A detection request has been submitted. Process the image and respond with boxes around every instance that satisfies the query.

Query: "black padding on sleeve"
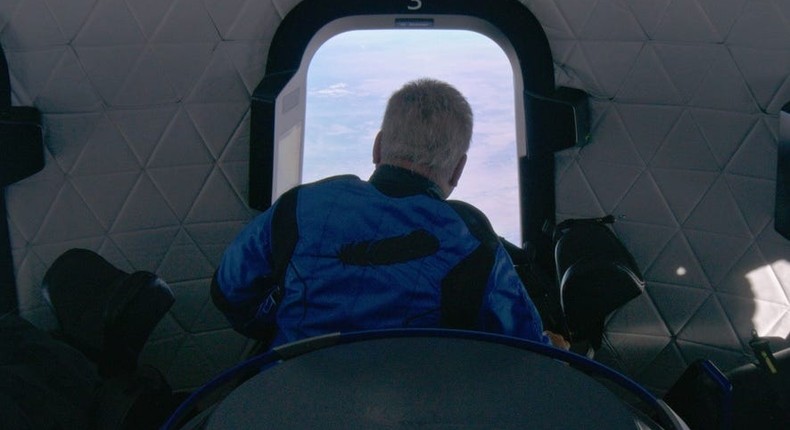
[210,271,236,317]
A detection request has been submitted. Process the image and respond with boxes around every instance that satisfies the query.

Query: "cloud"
[312,83,353,97]
[324,123,356,135]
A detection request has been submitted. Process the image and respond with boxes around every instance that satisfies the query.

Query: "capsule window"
[303,29,521,243]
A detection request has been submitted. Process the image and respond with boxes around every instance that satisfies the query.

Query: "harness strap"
[442,200,499,329]
[268,186,300,301]
[211,187,300,347]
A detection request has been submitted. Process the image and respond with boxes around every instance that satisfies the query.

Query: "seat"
[165,329,689,429]
[42,248,174,378]
[554,218,644,349]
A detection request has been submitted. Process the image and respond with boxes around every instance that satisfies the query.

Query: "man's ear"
[373,132,382,164]
[449,154,467,188]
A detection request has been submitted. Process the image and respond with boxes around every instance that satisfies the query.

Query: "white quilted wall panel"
[1,0,291,390]
[525,0,790,393]
[1,0,788,394]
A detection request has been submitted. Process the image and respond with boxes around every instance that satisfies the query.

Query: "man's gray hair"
[379,78,473,177]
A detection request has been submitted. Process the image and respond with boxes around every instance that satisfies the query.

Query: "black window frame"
[249,0,587,249]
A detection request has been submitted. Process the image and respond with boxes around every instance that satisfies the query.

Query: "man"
[212,78,556,349]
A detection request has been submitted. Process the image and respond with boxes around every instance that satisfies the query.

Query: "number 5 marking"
[408,0,422,10]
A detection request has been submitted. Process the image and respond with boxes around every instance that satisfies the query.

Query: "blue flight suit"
[212,165,549,347]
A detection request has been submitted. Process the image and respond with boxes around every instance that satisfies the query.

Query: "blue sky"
[304,29,521,244]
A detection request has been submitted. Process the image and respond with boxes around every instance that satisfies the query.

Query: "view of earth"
[303,29,522,244]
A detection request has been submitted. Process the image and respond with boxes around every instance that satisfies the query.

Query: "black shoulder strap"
[270,186,299,285]
[441,201,499,329]
[210,186,300,348]
[246,187,299,350]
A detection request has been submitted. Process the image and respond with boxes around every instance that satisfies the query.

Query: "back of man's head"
[379,78,473,178]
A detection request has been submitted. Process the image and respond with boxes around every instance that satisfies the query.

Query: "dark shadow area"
[1,249,184,429]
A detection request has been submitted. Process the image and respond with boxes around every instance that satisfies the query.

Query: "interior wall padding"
[526,0,790,393]
[0,0,788,394]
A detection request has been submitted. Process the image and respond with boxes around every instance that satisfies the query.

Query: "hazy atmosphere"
[303,29,521,244]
